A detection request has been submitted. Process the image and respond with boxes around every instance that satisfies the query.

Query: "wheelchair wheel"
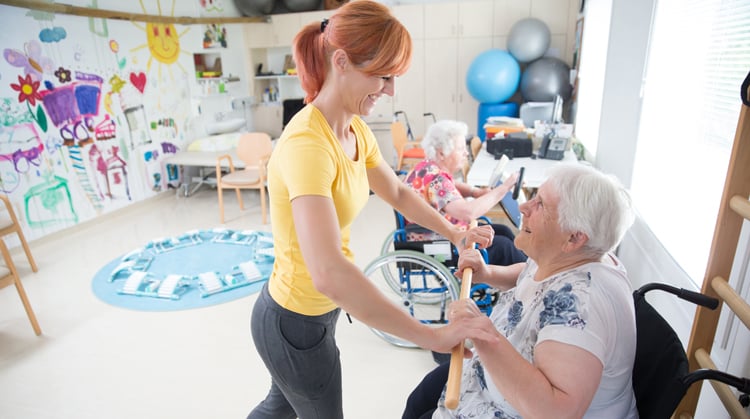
[363,249,459,348]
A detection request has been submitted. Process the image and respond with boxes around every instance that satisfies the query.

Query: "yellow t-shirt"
[266,105,382,315]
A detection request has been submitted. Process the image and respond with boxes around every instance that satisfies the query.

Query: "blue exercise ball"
[465,49,521,104]
[507,18,551,63]
[520,57,572,102]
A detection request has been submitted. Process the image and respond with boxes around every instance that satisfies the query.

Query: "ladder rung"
[729,195,750,221]
[694,348,750,419]
[712,276,750,330]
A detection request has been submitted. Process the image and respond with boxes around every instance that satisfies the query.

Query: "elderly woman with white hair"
[403,119,527,267]
[404,163,638,419]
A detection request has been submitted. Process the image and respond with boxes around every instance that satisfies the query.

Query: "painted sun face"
[146,23,180,64]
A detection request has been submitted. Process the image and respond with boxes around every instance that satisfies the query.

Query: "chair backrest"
[632,290,692,419]
[391,121,411,151]
[236,132,273,168]
[470,136,482,160]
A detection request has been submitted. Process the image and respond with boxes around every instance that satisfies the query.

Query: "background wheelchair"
[632,283,749,418]
[363,211,496,348]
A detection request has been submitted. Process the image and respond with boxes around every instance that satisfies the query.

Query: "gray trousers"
[248,283,343,419]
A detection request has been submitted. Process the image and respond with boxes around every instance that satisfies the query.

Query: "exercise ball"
[234,0,275,16]
[520,57,572,102]
[465,49,521,104]
[282,0,321,12]
[507,18,551,63]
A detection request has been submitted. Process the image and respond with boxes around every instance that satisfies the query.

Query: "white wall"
[0,0,250,241]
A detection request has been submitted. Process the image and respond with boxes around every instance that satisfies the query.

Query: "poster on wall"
[202,24,227,48]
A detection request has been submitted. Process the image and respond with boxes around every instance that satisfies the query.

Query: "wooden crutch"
[444,220,478,409]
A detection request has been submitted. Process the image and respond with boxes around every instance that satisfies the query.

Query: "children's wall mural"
[0,0,242,242]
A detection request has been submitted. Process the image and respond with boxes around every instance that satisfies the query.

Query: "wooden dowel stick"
[444,220,478,409]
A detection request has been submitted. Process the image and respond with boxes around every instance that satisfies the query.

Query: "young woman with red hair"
[247,2,497,418]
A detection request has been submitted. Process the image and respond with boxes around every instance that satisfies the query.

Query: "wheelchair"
[363,211,496,348]
[632,283,750,418]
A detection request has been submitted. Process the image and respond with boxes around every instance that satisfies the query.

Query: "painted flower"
[109,39,119,54]
[506,300,524,330]
[54,66,71,83]
[539,283,585,329]
[10,74,42,106]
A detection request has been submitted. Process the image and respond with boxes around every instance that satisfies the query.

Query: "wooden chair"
[391,121,425,172]
[0,195,37,272]
[470,135,482,160]
[463,135,483,181]
[0,238,41,335]
[216,132,273,224]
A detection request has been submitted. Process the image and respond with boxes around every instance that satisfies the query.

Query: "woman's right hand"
[428,306,499,355]
[457,247,489,282]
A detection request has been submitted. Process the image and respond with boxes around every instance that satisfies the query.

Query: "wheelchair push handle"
[445,220,479,410]
[636,282,720,310]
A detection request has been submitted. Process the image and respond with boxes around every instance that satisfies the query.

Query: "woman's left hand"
[446,299,497,355]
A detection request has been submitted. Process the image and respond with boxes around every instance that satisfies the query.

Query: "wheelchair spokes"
[363,250,458,348]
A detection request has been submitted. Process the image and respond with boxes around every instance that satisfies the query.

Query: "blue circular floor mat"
[91,229,273,312]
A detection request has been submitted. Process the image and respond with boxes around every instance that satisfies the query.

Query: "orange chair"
[0,238,41,335]
[216,133,273,224]
[391,121,425,171]
[0,195,37,272]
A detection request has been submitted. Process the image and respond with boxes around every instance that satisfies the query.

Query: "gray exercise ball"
[520,57,573,102]
[282,0,321,12]
[507,18,551,63]
[234,0,275,16]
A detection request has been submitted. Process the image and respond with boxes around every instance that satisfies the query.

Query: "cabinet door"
[457,37,493,135]
[424,2,458,39]
[394,39,425,138]
[393,3,425,40]
[252,104,283,138]
[298,10,333,27]
[243,22,272,48]
[459,0,494,38]
[424,38,458,124]
[493,0,532,38]
[270,14,301,46]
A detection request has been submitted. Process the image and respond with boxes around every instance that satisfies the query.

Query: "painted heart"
[130,72,146,93]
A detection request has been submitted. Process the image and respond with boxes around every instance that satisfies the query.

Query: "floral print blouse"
[404,160,467,229]
[433,255,638,419]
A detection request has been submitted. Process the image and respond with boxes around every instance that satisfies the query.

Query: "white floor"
[0,187,441,419]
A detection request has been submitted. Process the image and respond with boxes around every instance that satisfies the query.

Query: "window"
[630,0,750,283]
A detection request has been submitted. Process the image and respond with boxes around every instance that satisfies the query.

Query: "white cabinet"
[269,10,333,47]
[422,0,494,136]
[243,22,272,48]
[269,14,300,46]
[424,0,494,39]
[394,3,425,40]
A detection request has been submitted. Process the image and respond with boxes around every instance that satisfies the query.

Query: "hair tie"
[320,18,329,33]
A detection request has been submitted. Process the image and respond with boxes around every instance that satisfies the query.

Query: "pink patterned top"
[404,160,468,232]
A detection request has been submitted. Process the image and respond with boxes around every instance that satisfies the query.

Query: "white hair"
[420,120,468,160]
[545,163,635,257]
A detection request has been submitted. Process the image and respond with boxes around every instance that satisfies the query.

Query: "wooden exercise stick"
[444,220,478,410]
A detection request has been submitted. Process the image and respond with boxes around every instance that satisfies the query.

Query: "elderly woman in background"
[403,119,527,267]
[404,163,638,419]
